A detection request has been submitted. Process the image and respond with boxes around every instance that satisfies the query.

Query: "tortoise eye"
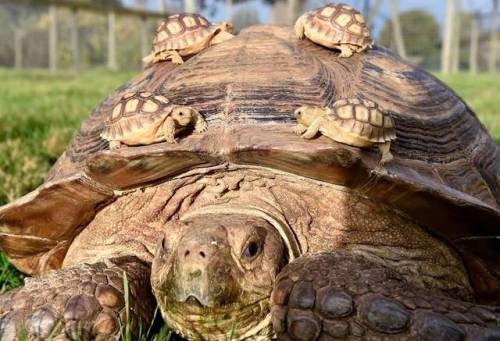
[178,111,184,116]
[243,241,261,260]
[296,110,302,116]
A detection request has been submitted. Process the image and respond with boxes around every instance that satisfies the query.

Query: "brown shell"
[152,13,212,54]
[305,3,372,47]
[0,26,498,302]
[331,98,396,143]
[101,92,171,141]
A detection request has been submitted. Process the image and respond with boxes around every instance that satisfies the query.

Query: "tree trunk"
[70,8,79,72]
[441,0,456,74]
[14,28,24,69]
[184,0,195,13]
[451,1,461,73]
[366,0,383,28]
[488,0,498,73]
[470,13,479,74]
[158,0,166,13]
[49,5,57,72]
[389,0,407,59]
[108,11,118,70]
[141,17,150,64]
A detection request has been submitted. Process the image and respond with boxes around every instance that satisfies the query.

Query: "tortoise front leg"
[0,256,156,340]
[378,141,393,164]
[192,109,208,133]
[271,252,500,340]
[301,118,323,139]
[338,44,354,58]
[162,116,178,144]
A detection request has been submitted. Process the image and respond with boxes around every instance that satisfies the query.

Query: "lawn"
[0,68,498,336]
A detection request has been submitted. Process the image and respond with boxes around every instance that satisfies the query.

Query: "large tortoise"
[0,24,499,340]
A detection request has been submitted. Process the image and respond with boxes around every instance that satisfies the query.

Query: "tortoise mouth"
[160,296,272,340]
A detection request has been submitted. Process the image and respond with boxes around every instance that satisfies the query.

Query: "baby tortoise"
[101,91,207,149]
[295,3,373,57]
[294,98,396,163]
[143,13,234,65]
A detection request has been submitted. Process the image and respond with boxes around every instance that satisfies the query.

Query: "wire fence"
[0,0,498,73]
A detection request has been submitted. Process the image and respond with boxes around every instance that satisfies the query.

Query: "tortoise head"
[151,214,287,339]
[213,21,234,33]
[170,106,196,126]
[294,105,328,126]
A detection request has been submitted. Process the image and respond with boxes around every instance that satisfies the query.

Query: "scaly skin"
[0,257,155,340]
[271,252,500,340]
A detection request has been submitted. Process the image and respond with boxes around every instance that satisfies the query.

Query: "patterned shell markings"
[152,13,212,54]
[101,91,171,141]
[333,98,396,143]
[309,3,372,47]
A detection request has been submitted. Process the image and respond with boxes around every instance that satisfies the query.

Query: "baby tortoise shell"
[143,13,233,64]
[294,98,396,163]
[295,3,373,57]
[101,91,207,149]
[332,98,396,143]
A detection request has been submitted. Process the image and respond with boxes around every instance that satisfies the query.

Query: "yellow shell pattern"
[331,98,396,143]
[102,92,171,140]
[152,13,212,54]
[306,3,372,47]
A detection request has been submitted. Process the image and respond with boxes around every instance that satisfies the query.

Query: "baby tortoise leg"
[293,123,307,136]
[271,251,500,340]
[301,118,324,139]
[378,141,393,164]
[338,44,354,58]
[294,14,306,39]
[158,50,184,64]
[0,256,156,341]
[192,109,208,133]
[109,140,122,150]
[163,116,178,144]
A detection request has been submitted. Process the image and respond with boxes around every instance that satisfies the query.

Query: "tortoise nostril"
[199,251,206,258]
[184,250,190,257]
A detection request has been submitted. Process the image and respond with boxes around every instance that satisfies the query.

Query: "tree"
[379,9,439,59]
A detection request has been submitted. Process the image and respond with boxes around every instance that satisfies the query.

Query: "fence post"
[49,5,57,72]
[488,0,498,73]
[442,0,456,74]
[158,0,165,13]
[451,1,461,73]
[184,0,195,13]
[14,28,24,69]
[70,8,80,71]
[470,13,479,74]
[389,0,407,59]
[141,17,150,62]
[108,11,118,70]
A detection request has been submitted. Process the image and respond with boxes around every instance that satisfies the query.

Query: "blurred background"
[0,0,499,72]
[0,0,499,295]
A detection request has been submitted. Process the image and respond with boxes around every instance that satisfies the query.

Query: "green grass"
[0,68,498,338]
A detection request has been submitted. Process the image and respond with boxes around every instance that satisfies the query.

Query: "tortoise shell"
[305,3,372,47]
[331,98,396,143]
[101,91,171,141]
[152,13,212,54]
[0,25,498,304]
